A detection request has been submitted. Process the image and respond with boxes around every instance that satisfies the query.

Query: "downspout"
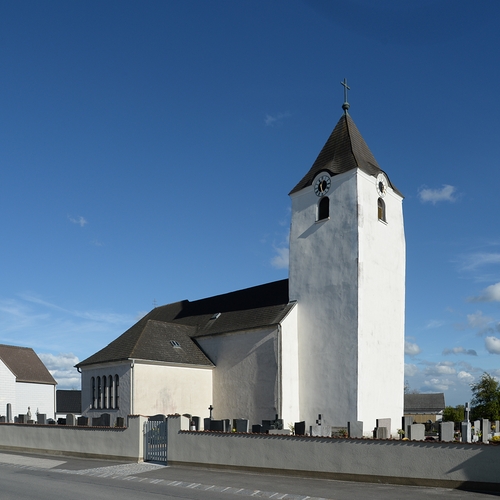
[277,324,282,419]
[130,359,135,415]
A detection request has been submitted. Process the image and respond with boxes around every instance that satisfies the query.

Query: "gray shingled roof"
[290,112,402,197]
[77,279,293,368]
[56,390,82,414]
[404,393,445,414]
[0,344,57,385]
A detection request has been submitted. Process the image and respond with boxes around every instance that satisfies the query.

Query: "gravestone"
[203,417,212,431]
[251,424,262,433]
[268,429,291,435]
[374,426,389,439]
[210,420,224,431]
[37,413,47,425]
[91,416,101,426]
[481,419,490,443]
[376,418,391,436]
[0,416,4,423]
[116,417,124,428]
[460,421,472,443]
[191,416,200,431]
[101,413,111,426]
[495,420,500,435]
[234,419,249,433]
[18,414,26,424]
[473,420,481,441]
[66,414,76,426]
[348,421,363,439]
[439,421,454,442]
[294,421,306,436]
[57,418,66,425]
[261,420,272,433]
[6,404,12,423]
[401,416,413,439]
[408,423,425,441]
[77,416,89,426]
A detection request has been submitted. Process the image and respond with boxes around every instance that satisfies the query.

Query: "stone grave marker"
[203,417,211,431]
[294,421,306,435]
[460,421,472,443]
[374,426,388,439]
[473,420,481,441]
[234,419,249,433]
[37,413,46,425]
[77,416,89,426]
[439,421,454,442]
[6,404,12,423]
[481,419,490,443]
[66,414,76,426]
[348,421,363,438]
[408,423,425,441]
[401,416,413,439]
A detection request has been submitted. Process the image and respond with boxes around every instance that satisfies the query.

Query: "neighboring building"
[56,389,82,417]
[77,97,406,435]
[0,344,57,420]
[404,393,446,423]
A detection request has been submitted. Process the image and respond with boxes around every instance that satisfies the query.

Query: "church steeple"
[290,84,402,197]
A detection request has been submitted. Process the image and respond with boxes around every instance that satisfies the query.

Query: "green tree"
[442,405,465,425]
[470,373,500,421]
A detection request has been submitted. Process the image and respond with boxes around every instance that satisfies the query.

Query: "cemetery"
[0,406,499,491]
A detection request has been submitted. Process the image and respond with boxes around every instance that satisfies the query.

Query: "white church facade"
[77,99,405,436]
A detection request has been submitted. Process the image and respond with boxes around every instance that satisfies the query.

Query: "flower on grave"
[397,428,404,436]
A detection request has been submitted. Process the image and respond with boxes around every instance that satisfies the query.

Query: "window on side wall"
[318,196,329,221]
[378,198,386,222]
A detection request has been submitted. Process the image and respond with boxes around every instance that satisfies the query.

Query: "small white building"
[77,100,406,435]
[0,344,57,421]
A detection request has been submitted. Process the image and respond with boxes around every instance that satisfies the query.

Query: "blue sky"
[1,0,499,407]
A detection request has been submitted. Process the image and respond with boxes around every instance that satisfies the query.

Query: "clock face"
[376,173,388,198]
[314,174,331,197]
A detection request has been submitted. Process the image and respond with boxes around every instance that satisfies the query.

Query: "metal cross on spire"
[341,78,350,113]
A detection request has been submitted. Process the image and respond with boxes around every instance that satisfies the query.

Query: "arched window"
[378,198,386,222]
[318,196,329,221]
[109,375,114,409]
[97,376,102,409]
[103,376,107,409]
[115,375,120,409]
[91,377,96,409]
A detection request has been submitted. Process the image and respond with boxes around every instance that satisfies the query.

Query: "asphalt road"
[0,451,498,500]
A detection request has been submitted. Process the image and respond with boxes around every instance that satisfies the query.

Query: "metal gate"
[144,415,167,462]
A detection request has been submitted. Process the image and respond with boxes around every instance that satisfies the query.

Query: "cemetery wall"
[0,415,146,461]
[166,416,500,490]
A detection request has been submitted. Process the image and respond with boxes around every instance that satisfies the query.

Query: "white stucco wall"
[132,361,212,419]
[357,170,405,434]
[280,304,300,426]
[0,360,16,418]
[197,327,279,425]
[0,360,55,419]
[289,170,360,429]
[16,382,56,420]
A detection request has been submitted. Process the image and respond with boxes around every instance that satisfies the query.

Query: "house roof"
[56,390,82,414]
[289,112,402,197]
[0,344,57,385]
[77,279,294,368]
[404,393,445,414]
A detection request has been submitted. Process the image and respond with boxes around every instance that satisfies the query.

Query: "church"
[76,90,406,436]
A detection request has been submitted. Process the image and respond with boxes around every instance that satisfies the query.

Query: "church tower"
[288,86,405,435]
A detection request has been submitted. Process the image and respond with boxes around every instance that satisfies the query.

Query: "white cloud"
[405,363,418,377]
[457,371,474,384]
[424,378,454,391]
[460,252,500,271]
[467,311,493,330]
[425,319,445,329]
[485,336,500,354]
[271,246,289,269]
[265,111,291,127]
[68,215,88,227]
[469,282,500,302]
[38,352,81,390]
[418,184,457,204]
[425,362,456,376]
[442,346,477,356]
[405,340,421,356]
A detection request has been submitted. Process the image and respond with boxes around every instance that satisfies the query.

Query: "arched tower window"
[115,375,120,409]
[318,196,330,221]
[378,198,386,222]
[91,377,96,409]
[103,376,108,409]
[97,376,102,409]
[109,375,114,409]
